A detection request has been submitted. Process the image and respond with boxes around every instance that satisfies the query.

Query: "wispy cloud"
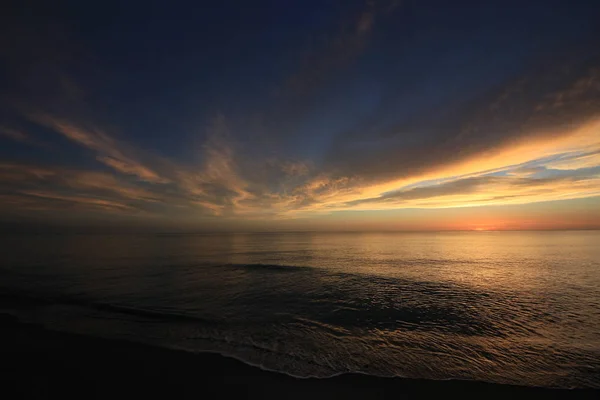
[0,116,256,218]
[0,163,162,214]
[342,173,600,210]
[0,126,46,147]
[543,150,600,171]
[20,190,134,212]
[32,115,169,183]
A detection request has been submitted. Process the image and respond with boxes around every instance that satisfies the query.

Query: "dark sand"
[1,314,597,399]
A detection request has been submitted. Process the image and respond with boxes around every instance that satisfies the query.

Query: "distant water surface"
[1,231,599,388]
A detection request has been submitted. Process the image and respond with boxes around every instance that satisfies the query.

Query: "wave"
[0,291,218,326]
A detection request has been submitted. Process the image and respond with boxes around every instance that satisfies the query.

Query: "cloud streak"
[32,115,169,184]
[0,126,46,147]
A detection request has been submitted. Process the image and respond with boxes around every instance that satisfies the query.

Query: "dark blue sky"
[1,0,600,230]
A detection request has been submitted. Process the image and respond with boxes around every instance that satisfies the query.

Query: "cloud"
[172,116,255,215]
[31,115,169,183]
[543,150,600,171]
[0,127,30,143]
[0,163,57,181]
[239,112,600,217]
[322,54,600,187]
[96,156,167,184]
[0,126,46,147]
[0,163,164,215]
[20,190,134,212]
[0,115,260,218]
[280,160,310,177]
[60,170,163,203]
[342,173,600,210]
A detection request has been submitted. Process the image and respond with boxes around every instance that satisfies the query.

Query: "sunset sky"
[1,0,600,231]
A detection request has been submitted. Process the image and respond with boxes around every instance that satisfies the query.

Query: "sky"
[1,0,600,231]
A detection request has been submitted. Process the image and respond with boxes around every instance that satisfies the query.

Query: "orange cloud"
[269,118,600,217]
[32,115,169,183]
[20,190,133,212]
[96,156,166,184]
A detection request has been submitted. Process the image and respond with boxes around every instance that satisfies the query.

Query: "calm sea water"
[1,231,599,388]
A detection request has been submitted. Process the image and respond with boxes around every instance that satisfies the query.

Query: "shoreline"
[1,314,598,399]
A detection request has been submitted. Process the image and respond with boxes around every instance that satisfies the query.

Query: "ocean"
[1,231,599,388]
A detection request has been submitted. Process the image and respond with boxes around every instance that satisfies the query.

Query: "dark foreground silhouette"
[1,314,597,399]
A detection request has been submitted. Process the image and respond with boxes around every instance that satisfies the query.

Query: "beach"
[2,313,598,400]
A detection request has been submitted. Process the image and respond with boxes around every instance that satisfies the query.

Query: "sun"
[472,226,498,231]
